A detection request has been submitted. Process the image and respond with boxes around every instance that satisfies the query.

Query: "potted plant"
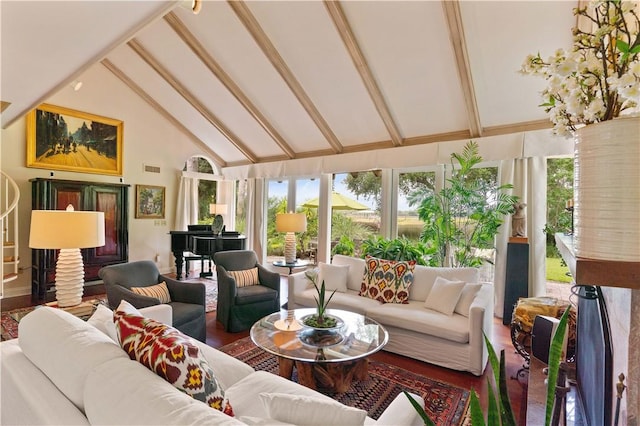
[360,235,431,265]
[302,269,339,329]
[415,141,518,268]
[520,1,640,262]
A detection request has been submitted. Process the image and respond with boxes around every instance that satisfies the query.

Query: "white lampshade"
[29,205,105,307]
[276,213,307,233]
[209,203,228,215]
[29,206,105,249]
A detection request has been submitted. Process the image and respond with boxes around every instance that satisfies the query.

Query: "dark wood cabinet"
[31,178,129,300]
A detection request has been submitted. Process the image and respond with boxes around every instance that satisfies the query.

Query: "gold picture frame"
[26,103,123,176]
[135,185,165,219]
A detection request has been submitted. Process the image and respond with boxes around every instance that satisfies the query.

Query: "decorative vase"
[573,116,640,261]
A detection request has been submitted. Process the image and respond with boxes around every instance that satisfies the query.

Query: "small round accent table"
[251,308,388,392]
[272,259,310,274]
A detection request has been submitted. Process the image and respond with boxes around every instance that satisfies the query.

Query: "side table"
[272,259,310,275]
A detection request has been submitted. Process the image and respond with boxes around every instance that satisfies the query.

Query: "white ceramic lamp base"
[54,248,85,307]
[284,232,297,264]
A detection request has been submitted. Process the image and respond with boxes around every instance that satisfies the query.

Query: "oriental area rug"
[219,336,470,425]
[0,280,218,341]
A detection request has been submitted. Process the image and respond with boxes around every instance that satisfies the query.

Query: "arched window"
[183,156,222,224]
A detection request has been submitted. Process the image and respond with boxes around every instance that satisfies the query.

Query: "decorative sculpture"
[511,202,527,237]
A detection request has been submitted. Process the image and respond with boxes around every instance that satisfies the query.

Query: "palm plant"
[303,270,337,328]
[360,235,431,265]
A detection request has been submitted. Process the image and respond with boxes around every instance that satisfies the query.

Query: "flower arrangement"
[520,1,640,136]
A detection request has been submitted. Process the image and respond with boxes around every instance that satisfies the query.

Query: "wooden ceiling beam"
[164,12,296,160]
[101,59,227,167]
[442,0,482,138]
[229,0,343,154]
[127,39,258,164]
[324,1,403,147]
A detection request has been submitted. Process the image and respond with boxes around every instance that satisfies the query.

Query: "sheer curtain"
[244,178,265,262]
[494,157,547,318]
[174,175,198,231]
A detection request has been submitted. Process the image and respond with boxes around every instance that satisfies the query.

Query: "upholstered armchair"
[98,260,206,341]
[214,250,281,332]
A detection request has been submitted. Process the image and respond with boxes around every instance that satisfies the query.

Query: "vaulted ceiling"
[1,1,576,169]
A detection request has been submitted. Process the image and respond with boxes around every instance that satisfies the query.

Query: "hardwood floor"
[3,277,528,424]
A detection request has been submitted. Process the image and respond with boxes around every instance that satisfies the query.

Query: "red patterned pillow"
[114,301,233,416]
[359,256,416,304]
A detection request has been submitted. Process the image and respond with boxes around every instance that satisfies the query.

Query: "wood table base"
[277,357,369,393]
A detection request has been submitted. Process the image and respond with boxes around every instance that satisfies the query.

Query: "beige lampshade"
[29,205,105,249]
[276,213,307,233]
[209,203,228,215]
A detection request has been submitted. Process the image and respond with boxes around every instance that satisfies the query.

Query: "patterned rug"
[1,281,218,341]
[219,336,469,425]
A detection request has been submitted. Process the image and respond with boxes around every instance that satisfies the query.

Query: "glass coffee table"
[250,308,388,392]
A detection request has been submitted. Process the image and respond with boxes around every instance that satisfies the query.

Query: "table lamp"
[209,203,228,234]
[29,205,105,307]
[276,212,307,264]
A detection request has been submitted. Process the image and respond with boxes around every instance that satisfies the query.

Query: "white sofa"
[288,255,494,376]
[0,304,424,426]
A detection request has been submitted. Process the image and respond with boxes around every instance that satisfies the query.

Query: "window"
[183,156,220,224]
[396,170,436,241]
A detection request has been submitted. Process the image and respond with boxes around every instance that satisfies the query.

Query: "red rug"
[219,336,469,425]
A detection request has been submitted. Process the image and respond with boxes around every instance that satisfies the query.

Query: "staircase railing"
[1,171,20,296]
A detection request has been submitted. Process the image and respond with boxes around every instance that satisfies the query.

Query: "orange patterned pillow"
[114,301,233,416]
[359,256,415,304]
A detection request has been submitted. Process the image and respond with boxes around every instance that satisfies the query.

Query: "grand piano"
[169,225,246,279]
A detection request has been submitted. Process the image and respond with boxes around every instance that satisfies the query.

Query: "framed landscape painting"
[26,103,123,176]
[135,185,165,219]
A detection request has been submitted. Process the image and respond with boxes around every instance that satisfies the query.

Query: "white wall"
[1,62,208,297]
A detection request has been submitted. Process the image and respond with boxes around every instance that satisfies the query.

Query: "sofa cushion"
[331,255,366,291]
[366,301,470,343]
[360,256,415,304]
[85,357,244,425]
[131,281,172,303]
[296,288,381,314]
[226,371,343,420]
[114,300,233,415]
[87,303,119,342]
[317,262,349,292]
[410,266,479,302]
[423,276,466,315]
[260,392,367,426]
[228,268,259,287]
[18,306,128,413]
[235,285,278,305]
[454,283,483,317]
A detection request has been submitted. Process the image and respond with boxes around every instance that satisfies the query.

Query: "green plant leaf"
[616,38,630,53]
[486,381,499,426]
[469,390,486,426]
[402,391,435,426]
[545,307,570,426]
[498,350,517,426]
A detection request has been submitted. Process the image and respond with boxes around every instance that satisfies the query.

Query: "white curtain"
[174,175,198,231]
[245,178,265,262]
[494,157,547,318]
[216,180,236,231]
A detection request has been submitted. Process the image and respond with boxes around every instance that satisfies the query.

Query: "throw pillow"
[454,283,483,317]
[228,268,259,287]
[130,281,171,303]
[423,276,466,315]
[113,300,233,416]
[317,262,349,293]
[359,256,415,304]
[87,303,118,342]
[259,392,366,426]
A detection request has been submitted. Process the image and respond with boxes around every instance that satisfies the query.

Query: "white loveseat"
[0,304,424,425]
[288,255,494,376]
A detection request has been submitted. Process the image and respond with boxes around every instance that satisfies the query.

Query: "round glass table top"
[250,308,388,363]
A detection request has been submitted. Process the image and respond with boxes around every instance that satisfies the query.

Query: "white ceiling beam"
[324,1,403,147]
[101,58,227,167]
[164,12,296,160]
[228,0,344,154]
[442,0,482,138]
[128,39,258,164]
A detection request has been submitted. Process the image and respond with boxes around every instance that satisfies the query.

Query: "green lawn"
[546,257,572,283]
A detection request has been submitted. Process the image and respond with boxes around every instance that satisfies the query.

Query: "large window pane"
[266,180,288,259]
[397,171,435,240]
[333,172,379,256]
[296,178,319,263]
[235,179,247,234]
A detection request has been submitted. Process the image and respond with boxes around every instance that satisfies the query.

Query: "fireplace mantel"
[554,233,640,289]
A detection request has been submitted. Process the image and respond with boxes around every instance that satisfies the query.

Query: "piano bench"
[184,252,207,278]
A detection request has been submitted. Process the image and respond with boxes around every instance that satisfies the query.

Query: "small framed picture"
[135,185,165,219]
